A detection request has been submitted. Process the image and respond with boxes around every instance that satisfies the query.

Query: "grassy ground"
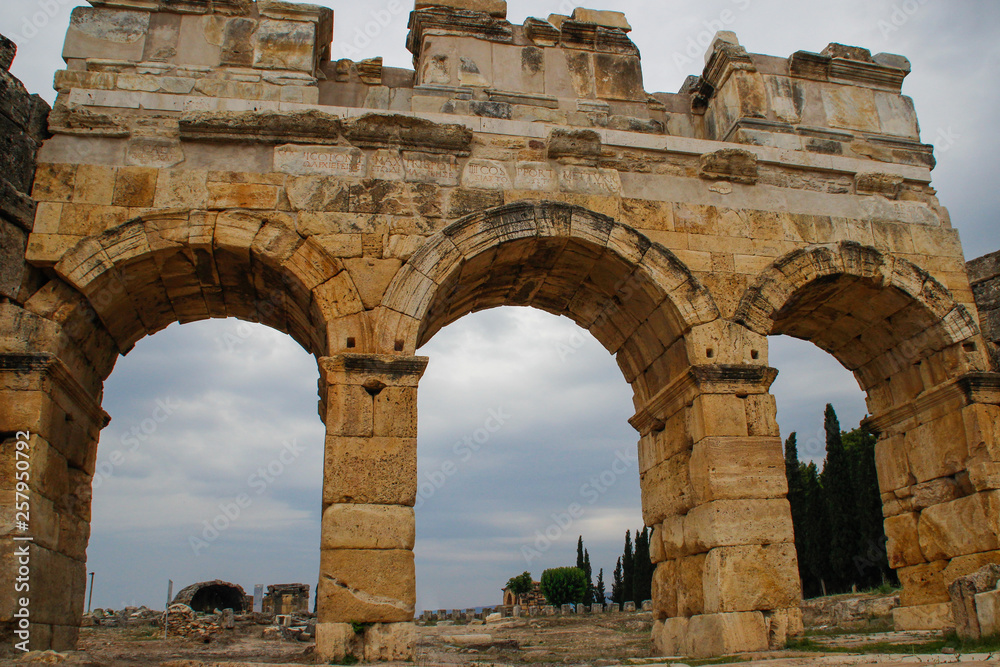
[787,633,1000,655]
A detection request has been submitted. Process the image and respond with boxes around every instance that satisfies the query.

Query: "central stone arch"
[315,201,806,660]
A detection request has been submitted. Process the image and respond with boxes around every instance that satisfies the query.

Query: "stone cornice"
[630,364,778,436]
[864,372,1000,435]
[320,354,430,388]
[0,353,110,428]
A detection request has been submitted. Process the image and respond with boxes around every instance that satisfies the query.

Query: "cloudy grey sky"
[3,0,998,612]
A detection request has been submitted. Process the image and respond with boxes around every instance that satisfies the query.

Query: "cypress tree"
[622,530,634,606]
[784,432,810,590]
[632,527,653,605]
[821,404,856,592]
[800,461,830,597]
[595,569,606,605]
[576,536,585,571]
[844,425,898,589]
[612,557,624,605]
[583,549,594,604]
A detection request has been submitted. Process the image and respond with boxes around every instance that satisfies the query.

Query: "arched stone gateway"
[1,0,998,661]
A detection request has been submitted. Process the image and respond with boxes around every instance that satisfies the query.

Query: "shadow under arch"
[376,200,720,405]
[733,241,983,416]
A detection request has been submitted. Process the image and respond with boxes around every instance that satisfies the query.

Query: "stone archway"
[736,241,999,631]
[0,209,359,650]
[313,201,804,660]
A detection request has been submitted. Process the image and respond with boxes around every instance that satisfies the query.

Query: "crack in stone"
[323,574,413,612]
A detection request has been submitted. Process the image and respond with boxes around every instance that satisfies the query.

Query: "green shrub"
[540,567,588,607]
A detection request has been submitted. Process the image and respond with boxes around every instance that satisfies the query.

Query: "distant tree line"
[785,404,897,598]
[512,405,893,610]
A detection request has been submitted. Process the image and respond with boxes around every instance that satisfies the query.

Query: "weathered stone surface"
[179,109,343,144]
[318,549,415,623]
[275,145,366,176]
[977,589,1000,637]
[689,436,786,503]
[570,8,631,31]
[548,128,602,159]
[321,504,415,550]
[323,437,417,506]
[699,149,758,185]
[919,496,1000,562]
[342,114,473,155]
[702,544,801,613]
[893,602,954,631]
[686,611,769,659]
[253,19,316,72]
[948,564,1000,639]
[684,499,794,553]
[415,0,507,18]
[0,34,14,71]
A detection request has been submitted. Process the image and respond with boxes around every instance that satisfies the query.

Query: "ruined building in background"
[262,583,311,615]
[502,580,546,607]
[2,0,999,661]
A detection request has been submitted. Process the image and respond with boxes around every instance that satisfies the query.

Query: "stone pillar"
[315,353,428,663]
[634,338,803,658]
[0,345,108,650]
[871,373,1000,631]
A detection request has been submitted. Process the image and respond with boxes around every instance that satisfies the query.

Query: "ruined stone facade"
[2,0,999,661]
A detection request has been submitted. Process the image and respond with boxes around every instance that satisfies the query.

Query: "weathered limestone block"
[253,19,317,72]
[323,437,417,506]
[0,34,14,71]
[683,498,793,554]
[318,549,414,623]
[856,172,904,199]
[976,589,1000,637]
[885,512,924,568]
[689,436,786,503]
[948,564,1000,639]
[570,8,631,31]
[640,451,692,525]
[321,504,415,550]
[702,544,801,613]
[893,601,954,631]
[415,0,507,18]
[905,411,970,484]
[685,611,769,659]
[316,621,416,661]
[652,616,688,656]
[678,554,707,617]
[62,7,150,62]
[898,560,949,607]
[918,495,1000,562]
[698,149,759,185]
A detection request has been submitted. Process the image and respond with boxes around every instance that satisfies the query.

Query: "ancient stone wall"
[2,0,999,661]
[968,251,1000,369]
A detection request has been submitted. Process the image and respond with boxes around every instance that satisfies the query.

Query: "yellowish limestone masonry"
[1,0,999,661]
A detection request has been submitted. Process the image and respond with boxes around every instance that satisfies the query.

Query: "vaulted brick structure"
[2,0,999,660]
